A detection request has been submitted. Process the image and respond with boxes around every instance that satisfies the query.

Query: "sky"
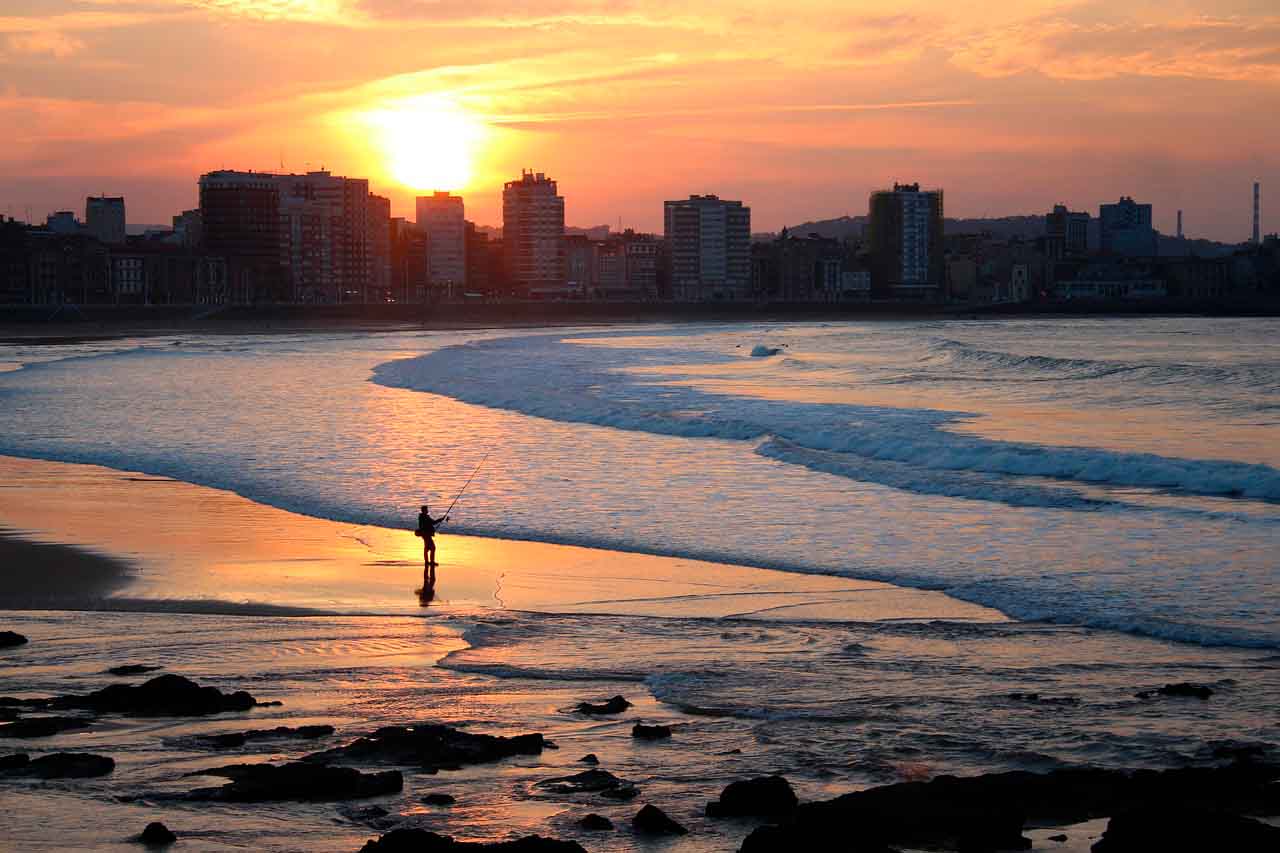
[2,1,1278,240]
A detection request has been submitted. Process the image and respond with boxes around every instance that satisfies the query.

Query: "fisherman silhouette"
[415,503,448,586]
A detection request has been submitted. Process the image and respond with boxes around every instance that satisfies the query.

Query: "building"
[1045,204,1089,258]
[565,234,595,297]
[866,183,944,299]
[416,192,467,300]
[663,195,751,301]
[390,218,428,303]
[1099,196,1157,257]
[198,170,283,303]
[464,221,490,297]
[86,196,126,245]
[367,193,392,303]
[45,211,81,235]
[751,231,846,302]
[503,171,565,298]
[171,209,202,248]
[274,170,372,303]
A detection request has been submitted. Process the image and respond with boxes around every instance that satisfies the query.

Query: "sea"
[1,317,1278,850]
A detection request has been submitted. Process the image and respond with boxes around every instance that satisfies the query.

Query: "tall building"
[86,196,126,244]
[390,218,428,303]
[416,192,466,299]
[198,170,283,303]
[367,193,392,303]
[1254,182,1262,245]
[663,195,751,301]
[464,221,490,297]
[274,170,371,303]
[866,182,944,299]
[1099,196,1157,257]
[503,171,565,297]
[1045,204,1089,259]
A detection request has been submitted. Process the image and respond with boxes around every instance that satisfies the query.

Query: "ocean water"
[2,318,1279,850]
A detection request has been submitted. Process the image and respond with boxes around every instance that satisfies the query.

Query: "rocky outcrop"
[633,804,688,836]
[305,723,545,772]
[537,768,635,799]
[3,675,261,716]
[136,822,177,846]
[706,776,798,817]
[631,723,671,741]
[574,696,631,715]
[107,665,162,677]
[1092,807,1280,851]
[187,761,402,802]
[358,829,586,852]
[0,752,115,778]
[0,631,28,648]
[0,716,92,738]
[577,814,613,831]
[1136,683,1214,700]
[422,793,456,806]
[199,724,334,748]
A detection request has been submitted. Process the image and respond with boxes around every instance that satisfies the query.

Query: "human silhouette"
[415,503,448,587]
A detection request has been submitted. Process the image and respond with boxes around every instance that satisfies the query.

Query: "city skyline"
[3,2,1277,241]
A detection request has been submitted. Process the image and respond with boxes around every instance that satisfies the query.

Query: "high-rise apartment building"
[274,170,372,302]
[503,171,565,297]
[1099,196,1157,257]
[86,196,126,244]
[1045,204,1089,259]
[198,170,283,302]
[663,195,751,301]
[416,192,466,299]
[367,193,392,303]
[867,182,944,299]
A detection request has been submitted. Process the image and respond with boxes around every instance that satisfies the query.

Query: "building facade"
[198,170,283,303]
[1045,204,1089,259]
[663,195,751,301]
[1099,196,1157,257]
[86,197,126,245]
[503,171,565,297]
[867,183,944,300]
[416,192,467,299]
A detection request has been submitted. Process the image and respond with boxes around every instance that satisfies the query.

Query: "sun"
[365,96,487,192]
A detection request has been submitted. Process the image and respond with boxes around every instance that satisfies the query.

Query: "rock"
[1049,834,1068,842]
[707,776,798,817]
[574,696,631,716]
[199,724,335,748]
[579,754,599,765]
[26,752,115,778]
[0,716,92,738]
[577,813,613,831]
[633,804,688,836]
[631,723,671,741]
[0,753,30,770]
[422,793,456,806]
[1092,807,1280,851]
[187,761,402,802]
[304,723,545,772]
[599,786,639,801]
[340,804,394,826]
[108,665,162,677]
[537,769,633,797]
[358,829,587,852]
[1136,683,1214,700]
[739,762,1280,853]
[18,674,261,716]
[0,631,28,648]
[137,822,176,846]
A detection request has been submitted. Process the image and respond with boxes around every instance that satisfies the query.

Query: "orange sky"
[2,1,1277,240]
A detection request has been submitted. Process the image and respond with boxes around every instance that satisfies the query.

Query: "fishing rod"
[444,449,491,517]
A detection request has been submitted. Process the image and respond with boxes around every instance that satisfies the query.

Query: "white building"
[663,195,751,301]
[503,171,565,297]
[416,192,467,299]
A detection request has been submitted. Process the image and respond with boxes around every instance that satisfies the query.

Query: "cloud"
[4,31,85,58]
[949,16,1280,82]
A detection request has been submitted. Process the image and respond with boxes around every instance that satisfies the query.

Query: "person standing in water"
[415,503,448,587]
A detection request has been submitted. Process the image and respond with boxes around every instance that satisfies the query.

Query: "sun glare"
[366,97,487,192]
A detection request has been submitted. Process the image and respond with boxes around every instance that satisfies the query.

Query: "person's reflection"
[417,580,436,606]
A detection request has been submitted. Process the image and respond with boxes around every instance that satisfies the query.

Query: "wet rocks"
[304,723,545,772]
[1137,683,1214,700]
[633,804,688,836]
[0,631,28,648]
[8,675,262,716]
[422,793,456,806]
[578,754,599,765]
[0,716,92,738]
[706,775,798,818]
[199,724,335,748]
[1092,807,1280,851]
[537,768,634,798]
[0,752,116,778]
[577,814,613,831]
[187,761,402,802]
[136,822,176,846]
[631,723,671,740]
[574,695,631,716]
[358,829,587,852]
[107,665,162,677]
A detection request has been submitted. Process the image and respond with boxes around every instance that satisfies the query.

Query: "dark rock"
[137,822,176,846]
[707,775,798,817]
[579,754,598,765]
[538,769,629,795]
[0,753,30,770]
[599,786,639,801]
[422,793,456,806]
[0,708,16,721]
[358,829,587,852]
[574,695,631,716]
[0,716,92,738]
[25,674,262,716]
[304,723,544,772]
[1007,693,1079,706]
[631,723,671,740]
[108,665,162,677]
[739,762,1280,853]
[633,804,688,836]
[577,813,613,831]
[1136,683,1213,700]
[1092,807,1280,851]
[187,761,402,802]
[26,752,115,778]
[199,724,335,748]
[0,631,28,648]
[1049,835,1068,843]
[340,804,394,826]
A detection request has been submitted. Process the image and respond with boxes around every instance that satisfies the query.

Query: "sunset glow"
[361,97,489,192]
